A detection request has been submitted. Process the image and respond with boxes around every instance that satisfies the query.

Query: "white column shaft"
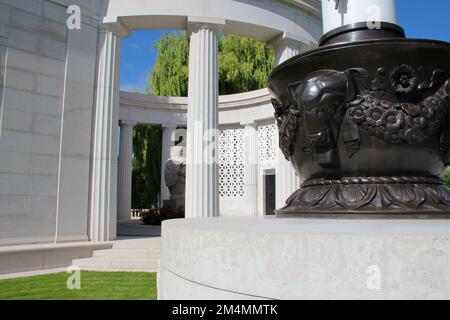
[244,123,258,216]
[276,151,300,209]
[160,125,177,202]
[185,23,220,218]
[90,30,121,241]
[273,39,301,208]
[274,40,300,65]
[117,122,134,222]
[321,0,397,34]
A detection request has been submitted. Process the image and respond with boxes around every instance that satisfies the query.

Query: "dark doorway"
[265,174,276,215]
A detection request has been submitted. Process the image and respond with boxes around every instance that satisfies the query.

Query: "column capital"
[100,17,130,38]
[267,32,306,50]
[186,16,226,35]
[241,120,258,128]
[161,123,178,129]
[120,120,137,127]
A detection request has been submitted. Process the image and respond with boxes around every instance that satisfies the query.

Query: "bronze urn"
[268,23,450,216]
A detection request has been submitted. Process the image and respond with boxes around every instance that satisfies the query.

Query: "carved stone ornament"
[285,176,450,214]
[268,26,450,216]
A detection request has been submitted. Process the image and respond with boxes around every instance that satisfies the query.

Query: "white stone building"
[0,0,321,274]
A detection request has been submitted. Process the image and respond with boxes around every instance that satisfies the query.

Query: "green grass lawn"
[0,271,157,300]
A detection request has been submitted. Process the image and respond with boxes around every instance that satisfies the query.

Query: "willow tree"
[218,35,275,95]
[132,124,162,209]
[148,32,275,96]
[148,32,189,96]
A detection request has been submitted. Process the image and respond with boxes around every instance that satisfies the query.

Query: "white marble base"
[158,217,450,300]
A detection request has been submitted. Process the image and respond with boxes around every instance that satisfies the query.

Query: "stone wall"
[0,0,107,246]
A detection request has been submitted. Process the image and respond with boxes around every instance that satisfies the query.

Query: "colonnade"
[115,22,304,221]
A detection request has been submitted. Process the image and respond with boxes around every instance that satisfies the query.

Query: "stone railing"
[130,209,141,220]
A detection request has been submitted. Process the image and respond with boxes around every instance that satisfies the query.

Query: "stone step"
[93,248,158,259]
[72,257,159,272]
[70,237,161,272]
[112,238,161,250]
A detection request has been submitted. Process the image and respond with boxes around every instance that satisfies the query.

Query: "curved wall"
[119,88,275,127]
[119,89,278,217]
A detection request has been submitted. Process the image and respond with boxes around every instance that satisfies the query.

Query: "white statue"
[164,146,186,208]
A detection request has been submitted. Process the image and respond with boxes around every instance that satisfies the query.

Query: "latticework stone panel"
[219,129,245,198]
[257,124,277,162]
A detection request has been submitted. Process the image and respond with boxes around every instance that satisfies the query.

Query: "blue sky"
[397,0,450,41]
[120,29,178,93]
[120,0,450,93]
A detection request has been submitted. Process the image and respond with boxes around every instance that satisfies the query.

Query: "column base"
[276,176,450,217]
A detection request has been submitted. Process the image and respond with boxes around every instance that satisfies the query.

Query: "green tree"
[218,35,275,95]
[129,89,162,209]
[148,32,189,96]
[132,124,162,209]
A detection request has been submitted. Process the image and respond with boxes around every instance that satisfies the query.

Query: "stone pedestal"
[158,217,450,299]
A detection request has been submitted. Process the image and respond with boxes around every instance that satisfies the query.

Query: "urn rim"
[268,38,450,100]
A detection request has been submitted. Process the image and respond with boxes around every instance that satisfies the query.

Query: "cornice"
[120,88,272,112]
[280,0,322,18]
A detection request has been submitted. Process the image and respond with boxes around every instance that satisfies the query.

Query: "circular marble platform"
[157,217,450,299]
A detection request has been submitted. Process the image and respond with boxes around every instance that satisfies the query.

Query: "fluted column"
[243,122,259,215]
[269,34,302,208]
[270,35,301,66]
[185,17,224,218]
[0,36,6,135]
[160,124,177,203]
[117,120,136,222]
[89,25,123,241]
